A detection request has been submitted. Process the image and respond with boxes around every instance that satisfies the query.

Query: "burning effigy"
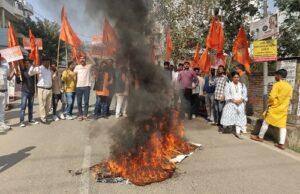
[67,0,202,186]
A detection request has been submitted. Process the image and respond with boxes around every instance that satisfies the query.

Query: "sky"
[26,0,104,41]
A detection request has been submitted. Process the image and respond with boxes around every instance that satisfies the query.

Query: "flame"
[91,110,196,186]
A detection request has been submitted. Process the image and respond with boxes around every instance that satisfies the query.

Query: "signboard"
[23,37,43,50]
[253,40,277,62]
[277,60,297,87]
[91,34,103,45]
[0,46,23,63]
[250,14,279,40]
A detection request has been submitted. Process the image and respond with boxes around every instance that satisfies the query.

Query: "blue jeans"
[65,92,75,116]
[76,87,90,117]
[94,96,108,117]
[19,91,34,123]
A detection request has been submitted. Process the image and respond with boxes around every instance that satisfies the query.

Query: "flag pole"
[57,38,61,66]
[65,43,68,65]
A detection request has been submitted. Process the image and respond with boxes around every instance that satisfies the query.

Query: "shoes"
[250,135,263,142]
[123,113,128,117]
[275,144,285,150]
[234,132,243,139]
[83,116,89,121]
[192,114,196,119]
[60,113,66,120]
[78,116,83,121]
[20,122,26,128]
[40,118,47,124]
[66,115,74,120]
[241,131,248,134]
[29,120,39,125]
[71,115,77,120]
[0,124,11,131]
[116,115,120,119]
[53,115,60,122]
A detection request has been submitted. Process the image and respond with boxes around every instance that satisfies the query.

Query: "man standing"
[203,68,216,122]
[191,68,204,118]
[74,54,92,121]
[251,69,293,150]
[106,59,115,116]
[235,64,249,89]
[51,63,66,121]
[115,62,128,118]
[62,61,77,120]
[214,65,227,130]
[29,57,52,124]
[17,58,39,127]
[178,61,198,120]
[0,53,15,131]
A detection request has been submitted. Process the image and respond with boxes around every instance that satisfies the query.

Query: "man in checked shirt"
[213,65,228,131]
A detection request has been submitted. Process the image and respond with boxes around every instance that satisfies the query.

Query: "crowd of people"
[0,53,293,149]
[164,60,292,149]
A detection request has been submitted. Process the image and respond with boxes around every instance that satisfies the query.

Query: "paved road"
[1,94,300,194]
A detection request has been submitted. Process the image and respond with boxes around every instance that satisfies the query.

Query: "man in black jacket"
[17,58,39,127]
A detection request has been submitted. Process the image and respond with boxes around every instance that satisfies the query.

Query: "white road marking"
[80,145,92,194]
[246,138,300,162]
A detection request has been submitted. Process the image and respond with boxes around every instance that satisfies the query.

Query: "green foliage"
[274,0,300,57]
[14,17,61,62]
[154,0,258,61]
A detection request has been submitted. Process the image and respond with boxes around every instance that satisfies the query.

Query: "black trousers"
[180,89,193,119]
[191,93,200,116]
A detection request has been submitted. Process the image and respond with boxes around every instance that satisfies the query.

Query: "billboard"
[253,40,277,62]
[250,14,279,40]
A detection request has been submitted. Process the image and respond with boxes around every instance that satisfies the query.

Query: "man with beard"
[213,65,227,131]
[74,54,92,121]
[251,69,293,150]
[17,58,39,127]
[178,61,198,120]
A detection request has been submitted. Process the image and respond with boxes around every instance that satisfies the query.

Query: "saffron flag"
[59,6,81,48]
[72,47,78,62]
[103,17,118,56]
[198,48,211,73]
[232,26,251,73]
[29,30,40,65]
[206,18,224,53]
[165,31,173,61]
[193,42,200,67]
[8,22,18,48]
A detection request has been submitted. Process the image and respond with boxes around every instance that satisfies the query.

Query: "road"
[0,93,300,194]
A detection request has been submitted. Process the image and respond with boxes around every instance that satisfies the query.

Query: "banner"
[23,37,43,50]
[250,14,279,40]
[0,46,23,63]
[253,40,277,62]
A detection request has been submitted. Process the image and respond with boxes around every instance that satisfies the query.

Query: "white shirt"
[192,76,205,95]
[74,64,92,87]
[0,61,9,90]
[29,65,52,88]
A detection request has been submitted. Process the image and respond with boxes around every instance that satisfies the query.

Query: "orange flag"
[29,30,40,65]
[232,26,251,73]
[8,22,18,48]
[198,48,211,73]
[193,42,200,67]
[206,18,224,53]
[165,31,173,61]
[59,7,81,48]
[103,17,118,56]
[71,47,78,62]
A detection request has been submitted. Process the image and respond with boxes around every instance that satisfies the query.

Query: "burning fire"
[90,110,198,186]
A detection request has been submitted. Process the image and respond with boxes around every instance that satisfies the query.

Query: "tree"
[153,0,258,61]
[274,0,300,57]
[14,17,61,62]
